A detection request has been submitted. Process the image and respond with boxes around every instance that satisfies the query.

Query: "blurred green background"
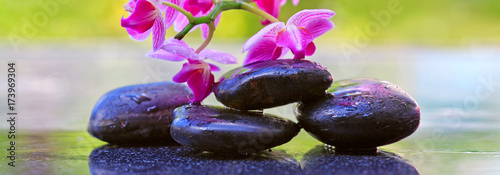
[1,0,499,45]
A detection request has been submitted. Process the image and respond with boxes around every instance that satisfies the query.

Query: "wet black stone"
[296,78,420,150]
[171,105,301,154]
[88,145,302,175]
[214,59,333,110]
[88,82,192,145]
[301,145,419,175]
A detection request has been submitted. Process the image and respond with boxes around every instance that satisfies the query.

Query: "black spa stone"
[296,78,420,150]
[214,59,333,110]
[88,82,192,145]
[171,105,300,154]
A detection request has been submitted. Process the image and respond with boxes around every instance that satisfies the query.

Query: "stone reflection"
[88,145,301,174]
[302,145,419,175]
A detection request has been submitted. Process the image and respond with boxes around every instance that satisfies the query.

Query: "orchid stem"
[174,1,279,40]
[162,1,195,23]
[195,22,215,54]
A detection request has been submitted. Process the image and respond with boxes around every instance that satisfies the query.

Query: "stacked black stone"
[88,82,192,145]
[296,78,421,151]
[169,59,333,153]
[88,60,420,153]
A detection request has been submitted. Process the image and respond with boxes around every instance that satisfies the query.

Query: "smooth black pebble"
[88,82,192,145]
[296,78,420,150]
[214,59,333,110]
[171,105,300,154]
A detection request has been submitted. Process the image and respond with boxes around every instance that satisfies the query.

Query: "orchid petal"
[173,13,190,32]
[164,0,183,29]
[203,14,221,39]
[161,38,201,60]
[164,37,189,46]
[187,69,214,102]
[174,0,214,37]
[146,49,186,61]
[121,0,158,33]
[124,0,137,12]
[276,26,313,59]
[173,11,201,34]
[272,46,290,60]
[213,14,222,27]
[200,49,238,64]
[280,0,287,6]
[126,28,151,41]
[255,0,282,25]
[208,63,221,72]
[189,0,213,13]
[200,10,220,39]
[255,0,281,18]
[243,22,285,52]
[292,0,300,6]
[304,18,334,38]
[172,62,203,83]
[178,60,214,102]
[305,42,316,56]
[152,16,166,51]
[287,9,335,27]
[200,23,210,40]
[256,0,286,25]
[150,0,168,12]
[244,37,281,65]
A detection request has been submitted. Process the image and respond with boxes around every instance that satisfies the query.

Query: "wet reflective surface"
[88,145,301,175]
[302,146,419,175]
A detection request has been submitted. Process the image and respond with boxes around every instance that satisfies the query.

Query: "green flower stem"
[174,1,279,40]
[195,22,215,54]
[171,1,280,53]
[162,1,195,23]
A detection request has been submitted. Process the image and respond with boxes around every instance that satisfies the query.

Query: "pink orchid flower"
[121,0,183,51]
[174,60,215,103]
[147,38,237,102]
[174,0,221,39]
[253,0,300,25]
[242,9,335,65]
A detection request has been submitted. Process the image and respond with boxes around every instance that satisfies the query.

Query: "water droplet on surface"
[343,91,363,98]
[126,94,151,104]
[121,121,128,128]
[147,106,158,113]
[401,102,407,107]
[344,105,357,111]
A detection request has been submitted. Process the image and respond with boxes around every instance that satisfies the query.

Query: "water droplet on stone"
[147,106,158,113]
[126,94,151,104]
[401,101,407,107]
[121,121,128,128]
[343,91,362,98]
[344,104,358,111]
